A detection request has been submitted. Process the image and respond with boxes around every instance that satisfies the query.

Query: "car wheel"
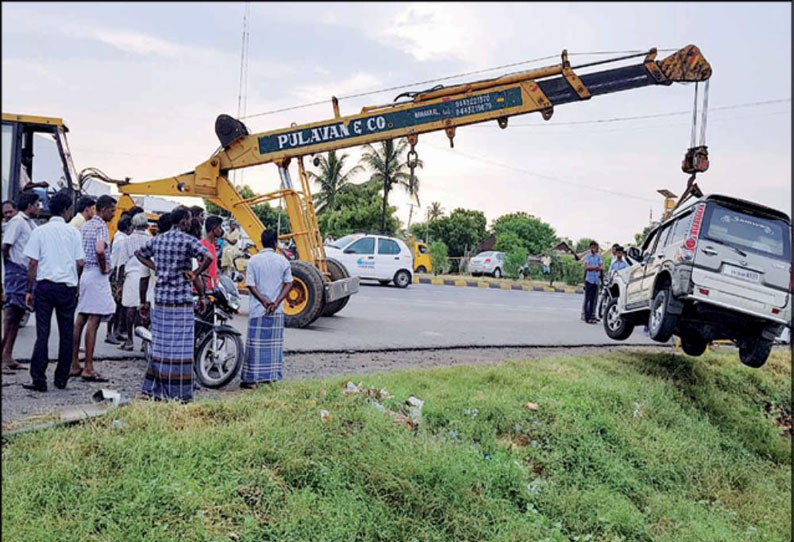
[493,268,502,279]
[393,270,411,288]
[648,288,679,343]
[739,336,773,368]
[603,297,634,340]
[680,333,708,356]
[416,266,427,274]
[518,270,526,281]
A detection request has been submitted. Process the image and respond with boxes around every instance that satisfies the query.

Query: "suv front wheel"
[603,297,634,340]
[394,270,411,288]
[739,336,773,368]
[648,288,679,343]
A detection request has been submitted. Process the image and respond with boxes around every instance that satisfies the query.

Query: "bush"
[504,247,528,279]
[429,241,448,276]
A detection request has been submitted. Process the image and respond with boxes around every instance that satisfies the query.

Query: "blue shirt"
[23,217,85,287]
[584,252,603,285]
[245,248,293,317]
[137,229,210,305]
[608,258,628,275]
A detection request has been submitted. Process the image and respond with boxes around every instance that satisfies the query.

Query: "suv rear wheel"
[680,333,708,356]
[739,336,773,368]
[603,297,634,340]
[493,268,502,279]
[648,288,679,343]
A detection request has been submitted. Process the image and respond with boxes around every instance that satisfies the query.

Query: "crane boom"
[112,44,711,328]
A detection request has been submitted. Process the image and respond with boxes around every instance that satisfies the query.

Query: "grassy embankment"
[2,349,791,541]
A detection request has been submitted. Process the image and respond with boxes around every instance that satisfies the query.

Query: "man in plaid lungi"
[240,229,293,389]
[135,206,211,402]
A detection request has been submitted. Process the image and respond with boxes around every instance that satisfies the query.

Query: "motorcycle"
[135,274,244,389]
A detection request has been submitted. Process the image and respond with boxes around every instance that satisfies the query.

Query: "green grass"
[2,349,791,541]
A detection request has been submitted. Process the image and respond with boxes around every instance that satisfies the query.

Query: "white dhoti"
[76,266,116,316]
[122,269,142,308]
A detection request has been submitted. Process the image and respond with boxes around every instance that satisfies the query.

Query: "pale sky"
[3,2,791,245]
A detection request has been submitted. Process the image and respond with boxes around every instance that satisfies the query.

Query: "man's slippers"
[81,373,110,383]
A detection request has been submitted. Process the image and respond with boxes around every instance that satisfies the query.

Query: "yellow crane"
[3,45,712,328]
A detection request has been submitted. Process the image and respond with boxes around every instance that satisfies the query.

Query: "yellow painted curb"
[522,284,533,291]
[500,283,511,290]
[430,278,444,285]
[454,280,467,287]
[543,286,556,292]
[478,282,489,288]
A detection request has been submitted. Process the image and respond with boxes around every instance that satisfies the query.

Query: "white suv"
[468,251,506,278]
[325,233,414,288]
[604,194,791,368]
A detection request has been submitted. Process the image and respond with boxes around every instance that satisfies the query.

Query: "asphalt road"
[11,281,653,361]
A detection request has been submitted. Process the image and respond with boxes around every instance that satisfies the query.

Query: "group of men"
[2,191,293,403]
[581,241,629,324]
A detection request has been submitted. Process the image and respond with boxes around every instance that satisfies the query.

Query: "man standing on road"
[135,206,211,402]
[21,192,84,392]
[106,214,133,346]
[582,241,602,324]
[71,195,117,383]
[2,192,40,374]
[608,246,629,276]
[240,229,293,389]
[117,213,151,351]
[69,195,96,230]
[221,220,242,276]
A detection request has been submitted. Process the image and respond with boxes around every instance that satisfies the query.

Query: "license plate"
[723,265,760,283]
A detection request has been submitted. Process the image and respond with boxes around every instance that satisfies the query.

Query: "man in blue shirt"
[608,246,629,275]
[583,241,602,324]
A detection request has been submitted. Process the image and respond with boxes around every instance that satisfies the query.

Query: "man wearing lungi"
[71,195,117,383]
[21,192,84,391]
[117,213,151,351]
[240,229,293,389]
[2,192,40,374]
[134,206,211,402]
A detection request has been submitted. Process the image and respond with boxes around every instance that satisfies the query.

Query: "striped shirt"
[79,215,110,271]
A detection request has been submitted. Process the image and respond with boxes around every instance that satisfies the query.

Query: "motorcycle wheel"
[194,330,244,389]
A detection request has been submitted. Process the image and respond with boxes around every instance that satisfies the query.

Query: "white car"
[325,233,414,288]
[468,251,505,278]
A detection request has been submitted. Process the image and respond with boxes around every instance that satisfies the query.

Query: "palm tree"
[427,201,444,221]
[359,139,423,233]
[425,201,444,245]
[307,151,363,214]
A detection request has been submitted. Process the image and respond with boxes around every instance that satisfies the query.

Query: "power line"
[423,141,658,204]
[240,49,678,120]
[469,98,791,128]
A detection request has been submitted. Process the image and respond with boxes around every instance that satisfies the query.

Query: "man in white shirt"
[21,192,84,392]
[68,195,96,230]
[2,191,40,374]
[117,213,151,351]
[240,229,293,389]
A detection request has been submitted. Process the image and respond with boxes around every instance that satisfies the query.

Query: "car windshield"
[475,252,493,258]
[329,234,357,249]
[702,203,791,260]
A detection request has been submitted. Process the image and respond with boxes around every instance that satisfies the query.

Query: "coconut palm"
[307,151,363,214]
[427,201,444,221]
[359,139,423,234]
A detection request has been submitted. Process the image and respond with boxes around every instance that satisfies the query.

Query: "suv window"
[417,244,428,254]
[656,222,675,251]
[378,238,401,255]
[345,237,375,254]
[702,203,791,260]
[670,211,693,245]
[642,228,658,256]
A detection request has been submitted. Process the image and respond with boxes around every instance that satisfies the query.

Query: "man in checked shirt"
[135,206,211,402]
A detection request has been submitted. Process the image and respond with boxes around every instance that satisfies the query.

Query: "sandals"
[81,373,110,383]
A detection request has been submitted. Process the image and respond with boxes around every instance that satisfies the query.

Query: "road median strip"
[417,276,583,295]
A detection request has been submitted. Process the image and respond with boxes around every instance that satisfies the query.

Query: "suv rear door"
[693,202,791,310]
